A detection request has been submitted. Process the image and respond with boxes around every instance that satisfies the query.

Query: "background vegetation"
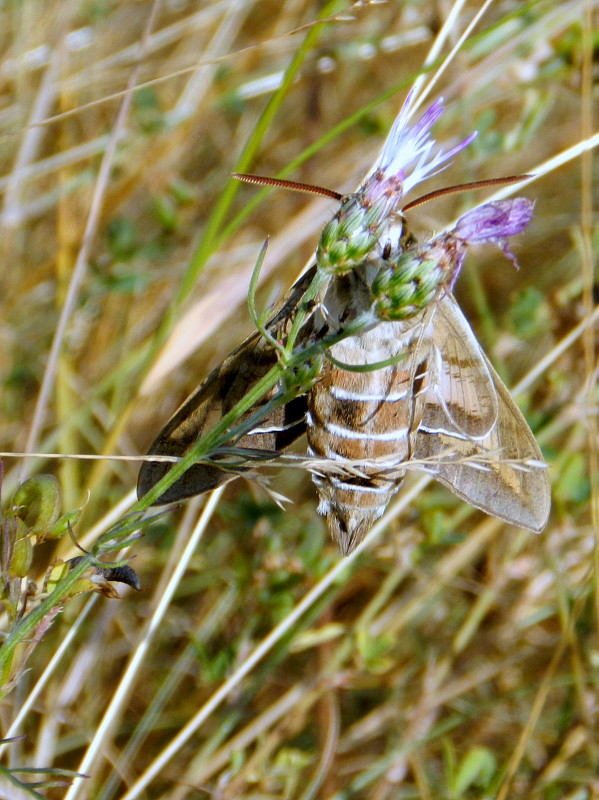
[0,0,597,797]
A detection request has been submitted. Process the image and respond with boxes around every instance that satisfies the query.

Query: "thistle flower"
[367,91,477,199]
[454,198,535,267]
[317,93,477,275]
[371,199,535,321]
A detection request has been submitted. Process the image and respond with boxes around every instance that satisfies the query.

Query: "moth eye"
[382,241,392,260]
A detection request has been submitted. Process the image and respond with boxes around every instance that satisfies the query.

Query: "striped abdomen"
[307,321,423,554]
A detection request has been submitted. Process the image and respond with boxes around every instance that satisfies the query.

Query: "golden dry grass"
[0,0,597,798]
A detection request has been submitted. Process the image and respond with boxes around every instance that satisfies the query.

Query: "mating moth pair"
[137,95,551,555]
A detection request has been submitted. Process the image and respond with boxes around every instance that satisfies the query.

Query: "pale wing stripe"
[329,386,410,403]
[325,422,410,441]
[329,478,393,494]
[418,424,487,441]
[249,422,299,434]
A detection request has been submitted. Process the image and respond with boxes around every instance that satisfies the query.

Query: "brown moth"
[138,97,550,554]
[306,283,550,552]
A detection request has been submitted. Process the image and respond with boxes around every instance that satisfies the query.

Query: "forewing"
[411,295,550,532]
[137,268,317,504]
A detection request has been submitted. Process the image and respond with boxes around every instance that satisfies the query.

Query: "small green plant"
[0,467,140,699]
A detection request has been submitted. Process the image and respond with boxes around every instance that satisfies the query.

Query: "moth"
[138,97,551,554]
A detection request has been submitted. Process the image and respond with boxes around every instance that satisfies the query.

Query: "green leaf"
[451,746,497,795]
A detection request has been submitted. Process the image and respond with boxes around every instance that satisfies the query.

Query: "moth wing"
[411,295,550,532]
[413,296,499,438]
[137,268,316,504]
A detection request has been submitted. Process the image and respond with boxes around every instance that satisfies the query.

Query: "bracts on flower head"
[370,198,535,322]
[316,94,477,276]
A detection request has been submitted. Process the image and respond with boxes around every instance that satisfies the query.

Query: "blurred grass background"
[0,0,597,797]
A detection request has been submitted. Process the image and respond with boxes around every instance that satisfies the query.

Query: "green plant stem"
[0,557,92,692]
[131,271,359,511]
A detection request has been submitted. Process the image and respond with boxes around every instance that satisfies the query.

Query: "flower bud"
[13,475,61,539]
[10,537,33,578]
[316,195,384,275]
[371,250,448,321]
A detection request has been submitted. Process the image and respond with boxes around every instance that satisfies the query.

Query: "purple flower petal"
[454,198,534,266]
[366,95,477,199]
[455,199,534,242]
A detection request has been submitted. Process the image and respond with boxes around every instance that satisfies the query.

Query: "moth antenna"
[232,173,342,201]
[402,174,534,212]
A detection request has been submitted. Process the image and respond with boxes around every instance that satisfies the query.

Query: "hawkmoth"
[137,96,551,554]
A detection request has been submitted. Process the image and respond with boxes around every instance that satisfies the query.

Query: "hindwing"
[411,294,550,531]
